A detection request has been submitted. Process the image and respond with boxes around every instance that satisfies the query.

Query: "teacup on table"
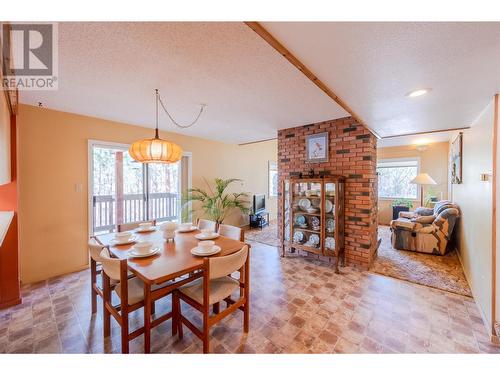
[201,228,214,236]
[115,232,132,243]
[198,240,215,253]
[134,241,153,255]
[138,223,152,231]
[179,223,193,231]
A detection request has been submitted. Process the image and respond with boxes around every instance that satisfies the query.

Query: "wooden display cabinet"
[281,176,345,273]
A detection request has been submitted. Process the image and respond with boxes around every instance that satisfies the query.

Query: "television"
[253,194,266,214]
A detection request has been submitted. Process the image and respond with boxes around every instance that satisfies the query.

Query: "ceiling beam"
[245,21,381,140]
[380,126,470,139]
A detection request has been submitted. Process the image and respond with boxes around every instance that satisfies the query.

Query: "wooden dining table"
[95,228,248,353]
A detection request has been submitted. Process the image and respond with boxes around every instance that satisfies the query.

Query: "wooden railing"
[92,192,179,233]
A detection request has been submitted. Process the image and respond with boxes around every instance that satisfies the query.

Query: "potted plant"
[183,178,250,224]
[391,198,413,220]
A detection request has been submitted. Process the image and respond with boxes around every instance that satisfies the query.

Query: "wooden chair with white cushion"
[117,220,156,232]
[173,245,250,353]
[99,248,173,353]
[88,238,107,314]
[196,218,217,232]
[217,224,244,242]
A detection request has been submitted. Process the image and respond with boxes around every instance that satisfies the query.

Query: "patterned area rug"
[371,226,472,297]
[244,221,280,247]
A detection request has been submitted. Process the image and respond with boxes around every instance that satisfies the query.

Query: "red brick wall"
[278,116,378,269]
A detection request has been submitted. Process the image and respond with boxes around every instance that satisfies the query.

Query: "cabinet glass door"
[324,182,336,253]
[291,180,322,252]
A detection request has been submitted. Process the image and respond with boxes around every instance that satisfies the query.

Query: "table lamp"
[410,173,437,207]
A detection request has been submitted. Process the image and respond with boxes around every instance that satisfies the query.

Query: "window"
[269,161,278,197]
[89,141,191,235]
[377,158,419,199]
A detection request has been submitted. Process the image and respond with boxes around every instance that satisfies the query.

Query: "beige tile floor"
[1,241,499,354]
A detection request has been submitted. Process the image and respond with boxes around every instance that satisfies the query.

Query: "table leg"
[144,283,152,354]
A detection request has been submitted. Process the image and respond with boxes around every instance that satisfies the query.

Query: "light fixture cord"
[155,89,160,138]
[158,92,205,129]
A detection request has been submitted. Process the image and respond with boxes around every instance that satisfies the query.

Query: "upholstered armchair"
[390,200,460,255]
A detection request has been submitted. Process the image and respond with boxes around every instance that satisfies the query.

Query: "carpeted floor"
[244,221,280,247]
[371,225,472,297]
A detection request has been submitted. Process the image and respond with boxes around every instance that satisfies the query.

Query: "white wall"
[451,99,494,332]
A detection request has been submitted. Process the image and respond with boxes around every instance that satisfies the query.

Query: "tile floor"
[1,241,499,354]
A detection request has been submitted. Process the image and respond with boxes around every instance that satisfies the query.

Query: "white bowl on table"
[137,223,153,232]
[133,241,153,255]
[115,232,132,243]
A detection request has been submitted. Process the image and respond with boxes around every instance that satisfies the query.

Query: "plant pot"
[392,205,410,220]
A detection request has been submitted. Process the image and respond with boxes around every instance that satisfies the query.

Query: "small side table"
[249,212,269,229]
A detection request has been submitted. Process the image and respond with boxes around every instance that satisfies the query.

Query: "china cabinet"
[281,176,345,273]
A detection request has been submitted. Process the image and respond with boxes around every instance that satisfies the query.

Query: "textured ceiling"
[19,22,348,144]
[262,22,500,137]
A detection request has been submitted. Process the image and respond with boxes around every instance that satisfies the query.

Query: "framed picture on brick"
[306,132,329,163]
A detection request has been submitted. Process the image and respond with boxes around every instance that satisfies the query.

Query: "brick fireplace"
[277,116,378,269]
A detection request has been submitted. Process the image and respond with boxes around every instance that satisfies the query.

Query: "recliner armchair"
[390,200,460,255]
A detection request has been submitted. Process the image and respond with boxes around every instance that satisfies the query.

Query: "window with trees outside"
[269,161,278,197]
[377,158,419,199]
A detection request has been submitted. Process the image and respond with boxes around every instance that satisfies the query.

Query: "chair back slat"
[197,219,217,232]
[218,224,243,241]
[209,245,248,280]
[88,238,105,262]
[118,220,156,232]
[99,248,122,280]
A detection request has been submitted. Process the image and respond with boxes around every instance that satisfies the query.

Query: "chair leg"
[243,301,249,333]
[121,311,129,354]
[103,274,111,338]
[213,302,220,314]
[91,287,97,314]
[175,294,183,339]
[202,306,210,353]
[90,259,97,314]
[172,293,178,337]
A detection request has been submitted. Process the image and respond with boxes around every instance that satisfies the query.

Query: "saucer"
[111,235,138,245]
[128,247,160,258]
[195,233,220,240]
[190,245,221,257]
[177,226,198,233]
[135,226,156,233]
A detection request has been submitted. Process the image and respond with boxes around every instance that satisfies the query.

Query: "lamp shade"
[129,137,183,163]
[410,173,437,185]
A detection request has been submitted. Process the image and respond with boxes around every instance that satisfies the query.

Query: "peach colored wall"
[377,142,449,225]
[17,104,276,283]
[451,99,494,334]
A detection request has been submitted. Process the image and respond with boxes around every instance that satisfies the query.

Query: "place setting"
[195,228,220,240]
[191,240,221,257]
[176,222,198,233]
[128,241,161,258]
[111,231,138,246]
[134,222,156,233]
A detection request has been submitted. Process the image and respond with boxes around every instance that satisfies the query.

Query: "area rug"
[244,220,280,247]
[371,225,472,297]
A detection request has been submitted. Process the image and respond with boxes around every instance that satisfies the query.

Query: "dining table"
[95,227,248,353]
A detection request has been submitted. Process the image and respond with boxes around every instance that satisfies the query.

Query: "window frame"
[377,157,421,201]
[268,161,278,198]
[88,139,192,237]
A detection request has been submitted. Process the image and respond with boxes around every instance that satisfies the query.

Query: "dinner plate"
[298,198,311,211]
[293,231,305,243]
[194,233,220,240]
[111,235,138,245]
[309,234,320,245]
[326,218,335,233]
[128,247,161,258]
[190,245,222,257]
[295,215,306,225]
[325,200,333,213]
[135,226,156,233]
[176,226,198,233]
[325,237,335,250]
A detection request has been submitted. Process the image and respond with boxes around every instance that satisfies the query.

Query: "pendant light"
[129,89,184,163]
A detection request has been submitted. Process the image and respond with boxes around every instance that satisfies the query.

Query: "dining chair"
[99,248,173,353]
[117,220,156,232]
[196,218,217,232]
[217,224,244,242]
[172,245,250,353]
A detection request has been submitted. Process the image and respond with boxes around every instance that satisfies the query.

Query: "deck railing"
[92,192,179,233]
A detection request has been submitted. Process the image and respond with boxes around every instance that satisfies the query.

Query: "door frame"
[87,139,192,237]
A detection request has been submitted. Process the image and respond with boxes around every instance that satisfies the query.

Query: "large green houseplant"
[183,178,250,224]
